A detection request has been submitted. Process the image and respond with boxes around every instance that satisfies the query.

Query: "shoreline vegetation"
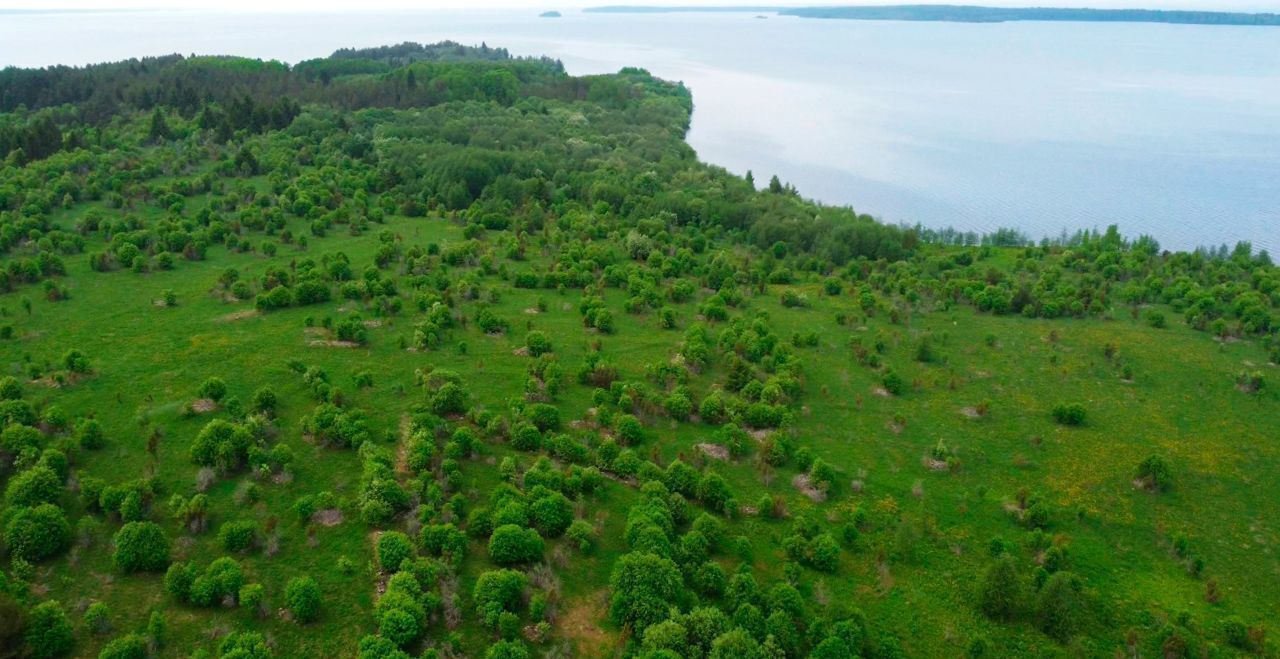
[586,4,1280,26]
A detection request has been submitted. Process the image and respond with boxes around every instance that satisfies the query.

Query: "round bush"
[5,466,61,508]
[97,633,147,659]
[377,531,414,573]
[24,600,73,659]
[525,331,552,357]
[197,377,228,402]
[530,491,573,538]
[77,418,106,450]
[112,522,171,573]
[379,607,420,648]
[4,503,71,562]
[488,524,545,565]
[218,520,259,553]
[285,575,321,623]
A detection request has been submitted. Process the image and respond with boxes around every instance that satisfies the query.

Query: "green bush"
[566,519,596,552]
[526,404,560,432]
[219,631,270,658]
[218,520,259,553]
[609,551,685,634]
[239,583,265,612]
[1135,455,1172,491]
[377,531,414,573]
[1051,403,1086,426]
[488,524,544,565]
[882,370,906,396]
[524,331,552,356]
[979,555,1022,620]
[97,633,147,659]
[5,466,61,507]
[198,377,228,402]
[529,490,573,538]
[473,569,528,627]
[77,418,106,449]
[24,600,74,659]
[250,386,278,414]
[286,576,322,623]
[3,503,71,561]
[112,522,170,573]
[1035,572,1083,641]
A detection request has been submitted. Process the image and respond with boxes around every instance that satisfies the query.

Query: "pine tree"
[979,554,1022,620]
[1036,571,1083,641]
[149,107,171,142]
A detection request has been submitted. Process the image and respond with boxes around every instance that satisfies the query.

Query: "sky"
[0,0,1270,10]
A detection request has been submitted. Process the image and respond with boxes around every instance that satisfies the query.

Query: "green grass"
[4,198,1276,657]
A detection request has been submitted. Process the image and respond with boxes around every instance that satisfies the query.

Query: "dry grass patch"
[560,591,616,657]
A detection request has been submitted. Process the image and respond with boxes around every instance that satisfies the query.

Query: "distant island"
[586,4,1280,26]
[540,10,562,18]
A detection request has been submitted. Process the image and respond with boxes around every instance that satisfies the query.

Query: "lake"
[2,9,1277,252]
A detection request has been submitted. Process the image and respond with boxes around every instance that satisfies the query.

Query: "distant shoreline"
[586,4,1280,26]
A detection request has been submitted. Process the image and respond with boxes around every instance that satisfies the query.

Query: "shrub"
[526,404,560,432]
[97,633,147,659]
[83,602,111,635]
[529,490,573,538]
[1051,403,1086,426]
[379,607,420,648]
[474,569,528,627]
[218,520,259,553]
[239,583,265,613]
[881,370,905,396]
[430,382,469,416]
[613,414,645,444]
[0,376,21,400]
[1035,572,1083,642]
[25,600,74,659]
[112,522,170,573]
[1135,455,1173,492]
[377,531,414,573]
[5,466,61,507]
[1219,616,1251,649]
[77,418,106,449]
[979,555,1022,620]
[219,631,270,658]
[250,386,278,414]
[696,472,735,514]
[485,640,530,659]
[609,551,686,634]
[488,524,544,565]
[566,519,596,552]
[1236,370,1265,394]
[189,419,253,471]
[198,377,228,402]
[285,576,322,623]
[62,349,90,374]
[525,331,552,356]
[3,503,71,561]
[807,533,841,572]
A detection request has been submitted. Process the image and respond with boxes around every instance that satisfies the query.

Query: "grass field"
[4,202,1277,656]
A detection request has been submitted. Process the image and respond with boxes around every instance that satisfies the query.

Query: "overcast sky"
[0,0,1271,10]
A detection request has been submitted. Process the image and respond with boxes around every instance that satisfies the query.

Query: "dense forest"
[0,41,1277,659]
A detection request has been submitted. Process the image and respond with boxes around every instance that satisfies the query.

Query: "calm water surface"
[2,9,1277,252]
